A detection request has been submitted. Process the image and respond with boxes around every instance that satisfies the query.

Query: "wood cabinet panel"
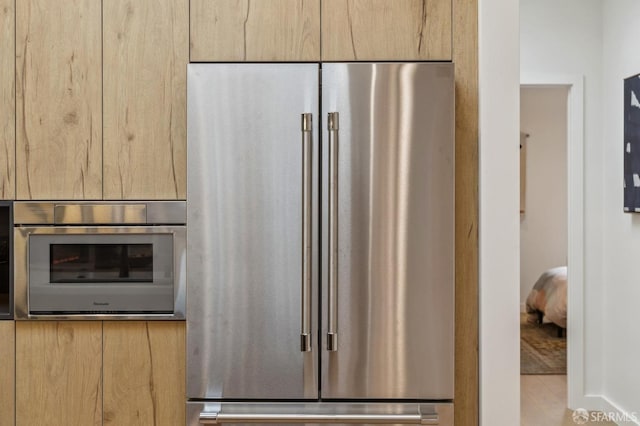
[103,321,185,426]
[321,0,451,61]
[103,0,188,200]
[15,321,102,426]
[190,0,320,62]
[0,321,14,426]
[15,0,102,200]
[0,0,14,199]
[453,0,478,423]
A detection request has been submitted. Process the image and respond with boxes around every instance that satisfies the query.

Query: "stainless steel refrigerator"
[186,63,455,426]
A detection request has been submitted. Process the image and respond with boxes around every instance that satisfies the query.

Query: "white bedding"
[525,266,568,328]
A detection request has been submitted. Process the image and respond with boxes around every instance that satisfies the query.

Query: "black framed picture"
[624,74,640,212]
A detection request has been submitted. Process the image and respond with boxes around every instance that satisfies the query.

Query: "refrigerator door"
[321,63,455,399]
[187,64,319,399]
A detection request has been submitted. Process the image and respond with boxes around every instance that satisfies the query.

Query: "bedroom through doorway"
[520,85,571,425]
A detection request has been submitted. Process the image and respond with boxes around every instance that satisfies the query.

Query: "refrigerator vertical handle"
[301,113,313,352]
[327,112,339,352]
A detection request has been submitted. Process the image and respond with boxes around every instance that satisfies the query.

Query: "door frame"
[521,73,585,408]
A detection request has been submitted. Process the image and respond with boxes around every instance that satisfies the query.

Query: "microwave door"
[320,63,456,400]
[186,64,320,400]
[25,231,176,314]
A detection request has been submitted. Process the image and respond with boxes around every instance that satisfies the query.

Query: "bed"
[525,266,567,334]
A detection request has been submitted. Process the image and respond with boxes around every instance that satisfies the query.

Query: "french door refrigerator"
[186,63,455,426]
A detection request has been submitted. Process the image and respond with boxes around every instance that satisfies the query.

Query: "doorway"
[519,75,587,424]
[520,85,569,425]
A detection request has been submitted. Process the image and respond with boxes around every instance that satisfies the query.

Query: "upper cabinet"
[190,0,321,62]
[189,0,450,63]
[14,0,187,201]
[321,0,452,61]
[16,0,103,200]
[0,0,14,200]
[103,0,188,200]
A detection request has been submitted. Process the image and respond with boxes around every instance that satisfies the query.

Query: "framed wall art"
[624,73,640,212]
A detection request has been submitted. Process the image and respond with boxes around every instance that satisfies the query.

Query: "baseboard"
[568,395,607,412]
[568,395,639,425]
[601,396,640,425]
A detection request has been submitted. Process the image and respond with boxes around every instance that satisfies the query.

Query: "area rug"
[521,314,566,375]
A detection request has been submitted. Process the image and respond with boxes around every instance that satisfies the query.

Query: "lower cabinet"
[103,322,186,425]
[15,321,102,426]
[0,321,15,426]
[15,321,185,426]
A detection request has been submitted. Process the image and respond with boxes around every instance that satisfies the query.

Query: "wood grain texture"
[103,0,188,200]
[453,0,479,424]
[190,0,320,62]
[0,0,14,199]
[15,321,102,426]
[15,0,102,200]
[103,321,185,426]
[0,321,14,426]
[321,0,451,61]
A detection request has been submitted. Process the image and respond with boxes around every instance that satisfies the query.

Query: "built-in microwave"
[13,201,186,320]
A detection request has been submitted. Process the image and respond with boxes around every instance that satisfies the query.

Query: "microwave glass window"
[50,244,153,283]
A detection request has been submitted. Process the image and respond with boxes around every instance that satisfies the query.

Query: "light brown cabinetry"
[5,0,477,422]
[0,0,14,199]
[321,0,451,61]
[103,0,188,200]
[452,0,478,423]
[14,321,185,426]
[189,0,449,63]
[103,321,185,425]
[0,321,15,426]
[14,0,188,201]
[15,0,102,200]
[15,321,103,426]
[190,0,321,62]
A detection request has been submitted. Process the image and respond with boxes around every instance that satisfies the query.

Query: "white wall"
[479,0,520,424]
[520,87,568,306]
[601,0,640,417]
[520,0,605,402]
[520,0,640,418]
